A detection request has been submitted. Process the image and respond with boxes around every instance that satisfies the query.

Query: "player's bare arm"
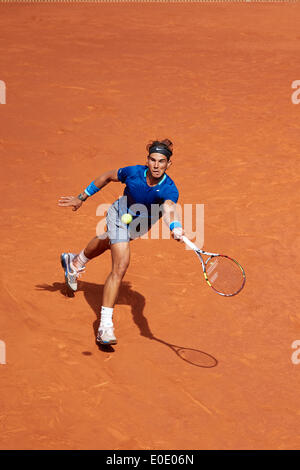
[57,169,119,211]
[163,199,184,243]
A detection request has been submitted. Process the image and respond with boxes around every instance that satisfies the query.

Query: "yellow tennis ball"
[121,213,133,224]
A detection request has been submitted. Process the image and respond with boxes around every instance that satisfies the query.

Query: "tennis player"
[58,139,184,345]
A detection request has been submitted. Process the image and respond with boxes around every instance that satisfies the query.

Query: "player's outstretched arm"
[162,200,184,243]
[58,169,119,211]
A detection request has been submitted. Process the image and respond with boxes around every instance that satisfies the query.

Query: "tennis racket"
[182,236,246,297]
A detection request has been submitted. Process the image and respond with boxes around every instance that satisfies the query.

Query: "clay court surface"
[1,2,300,450]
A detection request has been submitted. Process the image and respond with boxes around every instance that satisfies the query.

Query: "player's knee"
[112,261,129,279]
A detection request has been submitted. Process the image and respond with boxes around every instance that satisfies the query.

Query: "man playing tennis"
[58,139,184,345]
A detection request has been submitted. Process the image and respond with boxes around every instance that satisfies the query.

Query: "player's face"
[147,153,171,178]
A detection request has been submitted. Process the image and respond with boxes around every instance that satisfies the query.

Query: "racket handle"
[182,235,199,251]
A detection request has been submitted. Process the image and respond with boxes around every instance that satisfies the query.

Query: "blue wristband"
[84,181,100,196]
[169,221,182,231]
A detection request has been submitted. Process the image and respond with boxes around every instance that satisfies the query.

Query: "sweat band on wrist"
[84,181,100,196]
[169,221,182,231]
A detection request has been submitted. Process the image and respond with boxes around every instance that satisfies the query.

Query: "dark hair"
[146,138,173,160]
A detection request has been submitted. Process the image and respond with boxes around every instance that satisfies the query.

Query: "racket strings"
[205,255,245,295]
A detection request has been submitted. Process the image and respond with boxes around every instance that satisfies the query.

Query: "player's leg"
[97,241,130,345]
[73,233,110,268]
[84,233,111,259]
[61,233,110,292]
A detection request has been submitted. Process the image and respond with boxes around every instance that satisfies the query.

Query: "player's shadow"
[36,280,218,368]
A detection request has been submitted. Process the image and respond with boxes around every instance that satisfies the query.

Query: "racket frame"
[182,236,246,297]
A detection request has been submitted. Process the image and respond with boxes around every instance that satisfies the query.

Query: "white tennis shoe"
[60,252,85,291]
[97,327,117,345]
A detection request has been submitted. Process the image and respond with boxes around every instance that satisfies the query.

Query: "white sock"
[99,306,114,329]
[73,250,90,270]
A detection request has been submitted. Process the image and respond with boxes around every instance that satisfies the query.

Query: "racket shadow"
[151,337,218,368]
[126,289,218,368]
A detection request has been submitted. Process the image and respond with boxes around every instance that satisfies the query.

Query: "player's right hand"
[58,196,83,212]
[171,227,184,243]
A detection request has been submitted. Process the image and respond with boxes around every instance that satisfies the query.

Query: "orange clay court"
[0,1,300,450]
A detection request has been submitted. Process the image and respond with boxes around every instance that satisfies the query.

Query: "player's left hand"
[171,227,184,243]
[58,196,83,211]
